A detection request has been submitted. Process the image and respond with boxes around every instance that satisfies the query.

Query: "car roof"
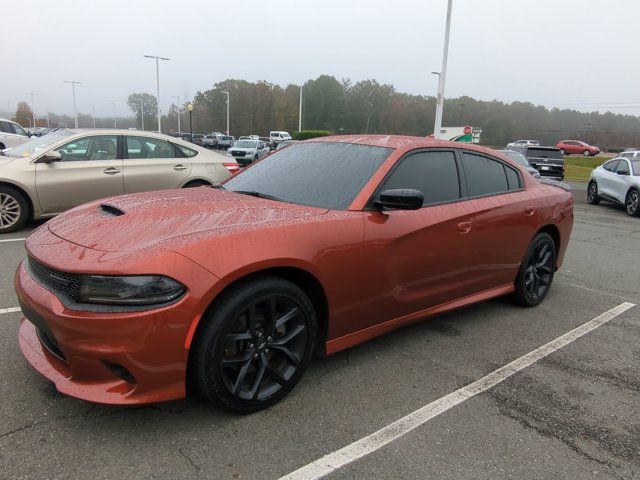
[0,118,19,124]
[310,134,498,156]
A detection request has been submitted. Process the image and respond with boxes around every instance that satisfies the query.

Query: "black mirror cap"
[374,189,424,210]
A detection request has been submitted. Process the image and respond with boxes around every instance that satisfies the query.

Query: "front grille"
[231,150,246,157]
[28,257,80,301]
[36,327,67,362]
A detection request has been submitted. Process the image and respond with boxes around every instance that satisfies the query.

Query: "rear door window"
[461,152,509,197]
[380,151,461,206]
[616,160,630,175]
[126,136,177,159]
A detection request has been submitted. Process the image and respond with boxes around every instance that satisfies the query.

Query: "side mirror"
[374,189,424,210]
[39,151,62,163]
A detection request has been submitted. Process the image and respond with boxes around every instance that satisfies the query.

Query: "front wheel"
[626,189,640,217]
[560,148,566,155]
[583,150,591,157]
[513,232,556,307]
[0,186,29,234]
[587,181,601,205]
[190,276,317,412]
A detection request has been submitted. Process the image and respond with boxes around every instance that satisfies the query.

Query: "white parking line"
[280,302,636,480]
[0,307,21,315]
[0,238,26,243]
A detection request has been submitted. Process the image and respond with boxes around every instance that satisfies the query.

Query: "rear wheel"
[184,181,210,188]
[513,233,556,307]
[190,276,317,412]
[587,181,601,205]
[626,188,640,217]
[0,186,29,234]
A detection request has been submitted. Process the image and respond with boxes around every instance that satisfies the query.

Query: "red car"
[15,136,574,412]
[556,140,600,156]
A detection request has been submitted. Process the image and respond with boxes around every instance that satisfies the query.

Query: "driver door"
[35,135,124,214]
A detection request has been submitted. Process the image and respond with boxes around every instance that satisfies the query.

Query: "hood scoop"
[99,204,125,217]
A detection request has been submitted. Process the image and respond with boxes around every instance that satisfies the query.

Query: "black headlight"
[77,275,186,306]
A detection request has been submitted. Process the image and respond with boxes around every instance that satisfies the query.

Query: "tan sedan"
[0,129,239,233]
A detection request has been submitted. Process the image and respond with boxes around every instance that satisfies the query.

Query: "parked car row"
[507,139,601,157]
[507,145,565,181]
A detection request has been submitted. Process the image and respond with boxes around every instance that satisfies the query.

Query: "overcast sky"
[4,0,639,118]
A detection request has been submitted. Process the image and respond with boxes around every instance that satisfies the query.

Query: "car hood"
[46,188,329,252]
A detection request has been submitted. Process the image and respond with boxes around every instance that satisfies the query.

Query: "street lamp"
[89,105,96,128]
[187,103,193,141]
[110,102,117,128]
[143,55,170,133]
[222,91,230,136]
[173,95,181,133]
[63,81,81,128]
[433,0,454,140]
[24,92,36,128]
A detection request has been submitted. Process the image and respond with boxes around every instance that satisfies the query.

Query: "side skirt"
[325,283,515,355]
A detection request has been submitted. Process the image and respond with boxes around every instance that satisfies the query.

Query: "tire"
[254,155,259,162]
[0,186,29,234]
[0,143,5,150]
[183,181,210,188]
[583,150,591,157]
[513,232,556,307]
[190,275,317,412]
[626,188,640,217]
[587,181,601,205]
[560,149,566,155]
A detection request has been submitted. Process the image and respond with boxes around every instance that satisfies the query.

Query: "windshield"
[223,142,393,210]
[4,130,73,157]
[501,150,530,167]
[234,140,258,148]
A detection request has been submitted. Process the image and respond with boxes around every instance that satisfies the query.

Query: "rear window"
[527,148,563,160]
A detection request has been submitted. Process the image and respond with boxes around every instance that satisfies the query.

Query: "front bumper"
[15,261,195,404]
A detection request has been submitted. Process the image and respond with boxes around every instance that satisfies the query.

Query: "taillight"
[223,162,240,174]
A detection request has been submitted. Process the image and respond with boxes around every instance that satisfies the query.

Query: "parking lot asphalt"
[0,182,638,480]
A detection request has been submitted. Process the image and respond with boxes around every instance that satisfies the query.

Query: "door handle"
[525,206,536,216]
[457,221,472,234]
[103,167,121,175]
[173,164,188,171]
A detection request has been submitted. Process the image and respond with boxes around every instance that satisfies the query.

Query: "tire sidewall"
[587,181,599,204]
[0,186,29,233]
[626,189,640,217]
[515,232,556,307]
[193,277,317,412]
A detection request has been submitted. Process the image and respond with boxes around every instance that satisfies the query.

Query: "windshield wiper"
[232,190,285,202]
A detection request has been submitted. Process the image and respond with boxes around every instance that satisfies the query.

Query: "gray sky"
[4,0,639,118]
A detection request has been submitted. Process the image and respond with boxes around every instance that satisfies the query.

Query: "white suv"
[506,139,540,148]
[588,156,640,217]
[270,131,292,144]
[0,119,31,150]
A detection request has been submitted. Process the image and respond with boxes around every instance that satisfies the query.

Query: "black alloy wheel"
[587,181,600,205]
[190,276,316,412]
[626,189,640,217]
[514,232,556,307]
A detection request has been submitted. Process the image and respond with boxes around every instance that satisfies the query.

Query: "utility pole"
[63,81,81,128]
[173,95,181,133]
[433,0,454,139]
[140,98,144,130]
[25,92,36,128]
[143,55,170,133]
[110,102,117,128]
[90,105,96,128]
[586,122,592,143]
[458,102,465,123]
[222,91,230,135]
[298,85,303,132]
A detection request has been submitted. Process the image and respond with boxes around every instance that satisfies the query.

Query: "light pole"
[24,92,36,128]
[433,0,454,140]
[90,105,96,128]
[298,85,303,132]
[140,99,144,131]
[458,102,465,123]
[63,80,81,128]
[173,95,181,133]
[187,103,193,141]
[222,91,229,135]
[110,102,117,128]
[143,55,170,133]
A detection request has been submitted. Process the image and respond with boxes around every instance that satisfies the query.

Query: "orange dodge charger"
[15,136,573,412]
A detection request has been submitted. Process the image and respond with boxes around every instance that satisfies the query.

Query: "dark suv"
[511,146,565,180]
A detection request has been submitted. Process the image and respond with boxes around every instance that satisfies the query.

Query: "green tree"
[127,93,157,131]
[14,102,33,128]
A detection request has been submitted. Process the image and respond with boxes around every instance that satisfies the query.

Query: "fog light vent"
[103,362,136,384]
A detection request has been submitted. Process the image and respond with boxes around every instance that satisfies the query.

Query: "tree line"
[12,75,640,149]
